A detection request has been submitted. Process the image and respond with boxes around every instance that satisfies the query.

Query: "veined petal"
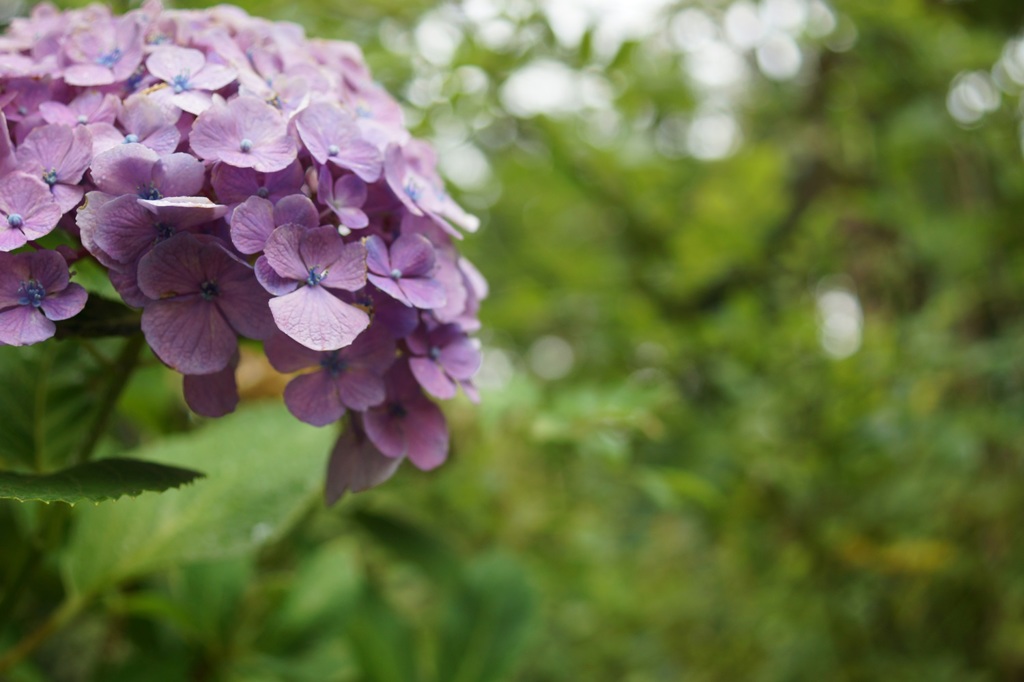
[269,285,370,351]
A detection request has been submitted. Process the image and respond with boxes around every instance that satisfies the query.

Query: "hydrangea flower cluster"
[0,1,486,500]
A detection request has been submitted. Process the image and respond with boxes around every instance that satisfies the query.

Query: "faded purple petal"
[324,420,403,506]
[142,296,237,374]
[230,195,275,254]
[39,283,87,321]
[269,285,370,351]
[390,233,436,277]
[184,363,239,417]
[409,356,457,400]
[284,370,346,426]
[0,305,55,346]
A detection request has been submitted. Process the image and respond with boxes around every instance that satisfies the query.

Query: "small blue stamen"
[76,115,88,125]
[17,280,45,308]
[388,402,407,418]
[327,144,340,157]
[239,138,254,153]
[7,213,23,229]
[428,346,442,361]
[306,267,327,287]
[42,169,58,187]
[390,268,402,280]
[95,47,123,68]
[199,281,220,300]
[124,133,140,144]
[171,73,190,94]
[256,187,270,199]
[404,180,423,202]
[139,185,161,201]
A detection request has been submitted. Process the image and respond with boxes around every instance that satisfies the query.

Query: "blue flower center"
[17,280,45,308]
[256,187,270,198]
[355,103,373,118]
[96,47,123,68]
[199,281,220,300]
[139,184,162,201]
[124,133,140,144]
[305,267,327,287]
[76,115,88,125]
[42,169,58,187]
[389,268,402,280]
[320,352,348,377]
[7,213,24,229]
[171,73,190,94]
[239,138,254,153]
[387,402,407,418]
[404,180,423,202]
[327,144,340,157]
[428,346,442,361]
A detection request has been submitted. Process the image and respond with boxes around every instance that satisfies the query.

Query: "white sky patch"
[669,8,718,53]
[687,110,742,160]
[816,283,863,359]
[476,346,515,391]
[529,335,575,380]
[500,59,612,117]
[541,0,675,57]
[760,0,808,34]
[686,40,748,90]
[415,13,464,66]
[724,1,764,51]
[947,71,1000,125]
[756,32,803,80]
[438,142,493,190]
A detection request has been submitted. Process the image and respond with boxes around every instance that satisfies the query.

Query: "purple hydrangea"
[0,1,488,498]
[0,249,87,346]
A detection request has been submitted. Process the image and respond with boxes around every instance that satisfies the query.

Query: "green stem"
[73,334,145,465]
[0,597,85,675]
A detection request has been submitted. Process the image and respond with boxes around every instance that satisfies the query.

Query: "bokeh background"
[4,0,1024,679]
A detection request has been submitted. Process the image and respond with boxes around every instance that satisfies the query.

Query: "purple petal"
[40,283,88,322]
[363,409,407,458]
[183,363,239,417]
[409,356,457,400]
[262,224,311,281]
[269,285,370,351]
[146,46,206,85]
[136,233,207,299]
[363,235,391,276]
[439,336,482,380]
[390,233,436,277]
[217,276,274,341]
[90,143,158,195]
[264,330,324,372]
[324,422,403,506]
[274,194,318,229]
[399,277,446,310]
[229,195,275,254]
[320,241,367,293]
[0,306,55,346]
[142,296,237,374]
[337,367,387,410]
[138,197,228,228]
[255,255,298,296]
[403,398,448,471]
[153,153,205,197]
[284,371,346,426]
[63,64,115,87]
[367,272,409,306]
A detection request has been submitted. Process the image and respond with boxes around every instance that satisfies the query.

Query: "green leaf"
[0,340,107,470]
[61,403,333,596]
[436,554,536,682]
[0,458,203,505]
[350,509,461,584]
[54,295,141,339]
[347,586,418,682]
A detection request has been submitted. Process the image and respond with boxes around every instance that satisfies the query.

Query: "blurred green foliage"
[4,0,1024,679]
